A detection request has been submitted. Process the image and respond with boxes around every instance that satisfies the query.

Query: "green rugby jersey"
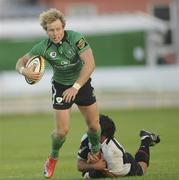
[28,30,90,85]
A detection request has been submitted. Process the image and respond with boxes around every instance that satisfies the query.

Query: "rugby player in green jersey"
[16,8,101,179]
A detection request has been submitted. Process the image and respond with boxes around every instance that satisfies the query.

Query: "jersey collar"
[48,31,67,47]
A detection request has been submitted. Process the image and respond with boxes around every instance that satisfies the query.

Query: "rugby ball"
[25,55,45,85]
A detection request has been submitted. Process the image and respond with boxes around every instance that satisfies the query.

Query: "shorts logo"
[76,38,87,50]
[56,97,63,104]
[50,51,57,58]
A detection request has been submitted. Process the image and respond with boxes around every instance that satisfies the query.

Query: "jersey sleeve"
[77,134,90,160]
[72,31,91,55]
[27,40,46,58]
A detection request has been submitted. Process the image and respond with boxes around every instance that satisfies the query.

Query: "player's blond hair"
[39,8,66,30]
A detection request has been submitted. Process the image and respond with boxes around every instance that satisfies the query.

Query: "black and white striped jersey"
[77,134,131,176]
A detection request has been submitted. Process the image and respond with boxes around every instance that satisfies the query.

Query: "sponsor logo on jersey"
[50,51,57,58]
[76,38,87,50]
[68,50,72,54]
[61,60,70,66]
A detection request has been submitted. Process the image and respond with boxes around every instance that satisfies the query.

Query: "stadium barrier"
[0,66,179,115]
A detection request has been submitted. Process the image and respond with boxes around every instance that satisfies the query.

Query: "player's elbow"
[77,160,83,172]
[77,165,83,172]
[77,159,87,172]
[15,56,26,71]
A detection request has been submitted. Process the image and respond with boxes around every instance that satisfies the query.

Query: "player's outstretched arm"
[77,159,106,172]
[77,48,95,86]
[62,48,95,103]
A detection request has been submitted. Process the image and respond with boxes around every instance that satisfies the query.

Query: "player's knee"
[56,128,69,139]
[87,119,100,132]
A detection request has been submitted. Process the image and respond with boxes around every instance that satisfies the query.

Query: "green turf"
[0,107,179,180]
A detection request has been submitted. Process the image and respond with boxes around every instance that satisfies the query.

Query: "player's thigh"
[126,153,143,176]
[52,80,73,109]
[54,109,71,135]
[78,103,100,130]
[138,162,147,175]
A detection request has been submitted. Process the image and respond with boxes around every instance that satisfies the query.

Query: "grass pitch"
[0,107,179,180]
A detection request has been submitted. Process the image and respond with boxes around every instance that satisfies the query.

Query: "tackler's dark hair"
[99,114,116,139]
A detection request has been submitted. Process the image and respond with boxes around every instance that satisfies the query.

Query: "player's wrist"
[19,67,25,75]
[72,82,81,90]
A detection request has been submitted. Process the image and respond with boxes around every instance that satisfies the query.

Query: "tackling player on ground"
[16,8,101,179]
[77,114,160,179]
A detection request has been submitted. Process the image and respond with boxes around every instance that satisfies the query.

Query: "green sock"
[50,133,66,159]
[87,127,101,154]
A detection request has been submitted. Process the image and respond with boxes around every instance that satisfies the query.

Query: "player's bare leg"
[135,130,160,175]
[78,103,101,156]
[44,109,70,178]
[138,162,147,175]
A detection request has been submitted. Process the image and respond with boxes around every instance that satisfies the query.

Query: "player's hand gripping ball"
[25,55,45,85]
